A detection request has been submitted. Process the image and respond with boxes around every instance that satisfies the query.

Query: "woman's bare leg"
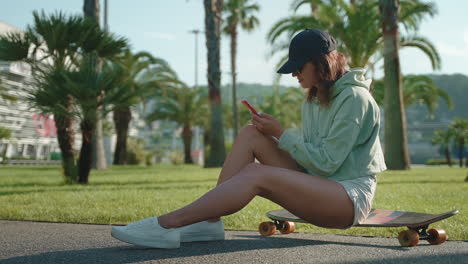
[217,124,299,185]
[206,125,300,222]
[158,163,354,229]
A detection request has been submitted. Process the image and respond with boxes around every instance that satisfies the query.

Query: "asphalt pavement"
[0,220,467,264]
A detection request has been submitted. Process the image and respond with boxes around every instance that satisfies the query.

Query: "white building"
[0,21,71,160]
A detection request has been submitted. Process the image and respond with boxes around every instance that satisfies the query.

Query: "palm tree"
[449,118,468,167]
[84,0,100,20]
[372,74,453,117]
[267,0,440,75]
[112,50,178,165]
[204,0,226,167]
[0,11,92,183]
[256,86,304,129]
[290,0,321,14]
[223,0,260,139]
[83,0,107,170]
[0,11,128,183]
[146,85,209,164]
[34,55,131,183]
[380,0,410,169]
[431,129,453,167]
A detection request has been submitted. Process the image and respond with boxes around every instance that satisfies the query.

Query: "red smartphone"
[241,100,260,116]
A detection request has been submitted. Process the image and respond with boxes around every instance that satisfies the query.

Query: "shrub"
[126,137,148,165]
[425,158,460,166]
[169,151,184,165]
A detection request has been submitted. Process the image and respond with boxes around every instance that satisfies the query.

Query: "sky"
[0,0,466,87]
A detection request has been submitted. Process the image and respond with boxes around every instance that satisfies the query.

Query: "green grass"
[0,165,466,240]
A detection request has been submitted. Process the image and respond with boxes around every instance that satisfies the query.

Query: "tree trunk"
[311,3,318,14]
[84,0,107,170]
[182,124,194,164]
[230,27,239,140]
[458,138,464,168]
[380,0,411,170]
[445,146,452,167]
[54,110,77,184]
[84,0,100,20]
[113,107,131,165]
[78,120,95,184]
[204,0,226,167]
[92,111,107,169]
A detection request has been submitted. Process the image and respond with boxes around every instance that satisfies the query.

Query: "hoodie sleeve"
[278,95,365,177]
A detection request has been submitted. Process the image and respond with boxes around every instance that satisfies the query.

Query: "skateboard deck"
[259,209,458,247]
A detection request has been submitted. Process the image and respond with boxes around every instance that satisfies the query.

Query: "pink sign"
[32,113,57,137]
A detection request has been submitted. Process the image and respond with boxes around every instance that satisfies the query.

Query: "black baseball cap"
[277,29,336,74]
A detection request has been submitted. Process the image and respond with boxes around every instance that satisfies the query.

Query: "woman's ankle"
[207,217,221,223]
[158,215,177,229]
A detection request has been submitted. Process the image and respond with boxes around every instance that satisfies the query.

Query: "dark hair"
[307,50,348,106]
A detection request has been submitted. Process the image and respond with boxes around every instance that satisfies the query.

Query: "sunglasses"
[294,64,304,75]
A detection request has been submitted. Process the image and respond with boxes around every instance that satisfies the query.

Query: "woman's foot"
[111,217,180,248]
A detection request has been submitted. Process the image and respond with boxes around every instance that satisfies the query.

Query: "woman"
[111,28,387,249]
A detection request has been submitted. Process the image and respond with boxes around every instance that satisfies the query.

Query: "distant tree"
[223,0,260,139]
[448,118,468,167]
[431,129,453,167]
[256,86,304,129]
[146,86,208,164]
[373,74,453,117]
[112,50,177,165]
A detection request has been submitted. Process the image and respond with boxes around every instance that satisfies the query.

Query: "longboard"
[259,209,459,247]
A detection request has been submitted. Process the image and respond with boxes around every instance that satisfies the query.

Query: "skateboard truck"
[399,225,448,247]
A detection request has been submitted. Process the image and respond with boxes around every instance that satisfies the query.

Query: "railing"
[4,160,62,166]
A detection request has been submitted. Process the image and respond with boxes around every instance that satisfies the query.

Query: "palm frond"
[0,31,31,61]
[400,34,441,70]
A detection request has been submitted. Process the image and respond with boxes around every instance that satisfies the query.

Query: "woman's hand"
[251,113,285,139]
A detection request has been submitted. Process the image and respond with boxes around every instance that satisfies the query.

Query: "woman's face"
[292,61,318,89]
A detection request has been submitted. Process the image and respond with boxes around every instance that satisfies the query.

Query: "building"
[0,21,65,160]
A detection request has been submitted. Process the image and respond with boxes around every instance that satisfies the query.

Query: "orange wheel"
[259,221,277,236]
[427,228,448,245]
[279,221,296,234]
[398,230,419,247]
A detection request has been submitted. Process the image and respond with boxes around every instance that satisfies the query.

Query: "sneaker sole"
[181,232,225,243]
[111,227,180,249]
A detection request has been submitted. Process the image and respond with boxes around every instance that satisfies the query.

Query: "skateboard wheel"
[398,230,419,247]
[279,221,295,234]
[259,221,276,236]
[427,228,448,245]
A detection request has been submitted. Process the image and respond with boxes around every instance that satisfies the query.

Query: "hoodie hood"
[331,68,372,98]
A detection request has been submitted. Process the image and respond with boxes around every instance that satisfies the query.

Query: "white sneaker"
[180,220,225,242]
[111,217,180,248]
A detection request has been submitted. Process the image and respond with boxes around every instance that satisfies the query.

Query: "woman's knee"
[237,124,274,151]
[237,124,261,140]
[236,163,269,192]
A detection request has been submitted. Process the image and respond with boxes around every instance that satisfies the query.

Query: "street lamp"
[189,29,203,164]
[189,29,202,89]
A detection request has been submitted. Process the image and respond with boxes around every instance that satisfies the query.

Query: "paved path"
[0,220,466,264]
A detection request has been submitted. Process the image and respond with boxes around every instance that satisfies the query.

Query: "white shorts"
[337,175,377,227]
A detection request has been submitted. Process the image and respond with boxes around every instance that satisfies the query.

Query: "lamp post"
[189,29,201,90]
[189,29,202,164]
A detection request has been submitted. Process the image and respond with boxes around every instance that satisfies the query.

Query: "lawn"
[0,165,466,240]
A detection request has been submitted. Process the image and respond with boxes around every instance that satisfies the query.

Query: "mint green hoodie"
[278,68,387,181]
